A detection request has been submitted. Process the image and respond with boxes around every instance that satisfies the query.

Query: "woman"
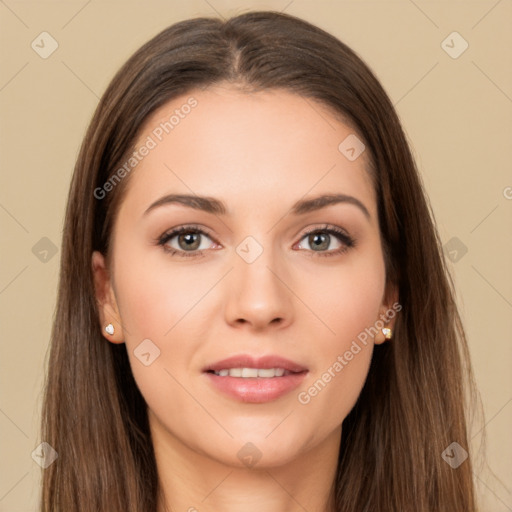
[40,10,479,511]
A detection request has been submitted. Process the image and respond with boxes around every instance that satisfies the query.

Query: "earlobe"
[374,282,400,345]
[91,251,125,344]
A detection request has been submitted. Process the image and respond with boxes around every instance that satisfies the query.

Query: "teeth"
[257,368,277,378]
[242,368,258,378]
[213,367,289,378]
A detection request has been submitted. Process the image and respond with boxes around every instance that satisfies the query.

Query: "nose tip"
[224,254,294,331]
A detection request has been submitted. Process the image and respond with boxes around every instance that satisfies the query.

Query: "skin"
[92,85,397,512]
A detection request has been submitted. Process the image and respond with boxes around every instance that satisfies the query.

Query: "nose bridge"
[224,234,293,329]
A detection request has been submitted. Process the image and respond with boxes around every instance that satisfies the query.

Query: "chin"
[209,431,313,470]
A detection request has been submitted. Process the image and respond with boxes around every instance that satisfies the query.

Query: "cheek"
[111,244,225,399]
[111,253,210,436]
[302,248,386,347]
[113,244,214,341]
[294,254,385,425]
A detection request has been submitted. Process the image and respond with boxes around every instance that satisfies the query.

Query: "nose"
[224,244,294,332]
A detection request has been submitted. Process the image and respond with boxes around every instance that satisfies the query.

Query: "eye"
[295,225,355,257]
[156,223,356,259]
[157,225,218,258]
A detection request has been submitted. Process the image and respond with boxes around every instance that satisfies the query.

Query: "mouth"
[203,354,308,403]
[207,367,296,378]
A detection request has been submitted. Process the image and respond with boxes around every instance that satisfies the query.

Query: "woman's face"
[93,85,396,468]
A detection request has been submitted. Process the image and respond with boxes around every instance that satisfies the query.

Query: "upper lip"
[203,354,308,373]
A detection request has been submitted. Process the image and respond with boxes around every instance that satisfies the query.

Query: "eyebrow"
[143,193,370,220]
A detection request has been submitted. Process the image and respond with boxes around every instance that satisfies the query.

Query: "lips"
[203,354,308,403]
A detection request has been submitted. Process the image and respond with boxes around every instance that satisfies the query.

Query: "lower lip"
[205,371,308,403]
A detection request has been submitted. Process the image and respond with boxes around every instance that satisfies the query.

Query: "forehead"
[120,86,375,219]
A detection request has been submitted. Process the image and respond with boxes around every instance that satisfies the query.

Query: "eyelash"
[156,224,356,259]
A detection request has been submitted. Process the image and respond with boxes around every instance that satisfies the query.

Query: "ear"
[374,281,400,345]
[91,250,125,344]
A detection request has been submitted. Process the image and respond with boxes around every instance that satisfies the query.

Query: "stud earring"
[105,323,115,335]
[382,327,392,340]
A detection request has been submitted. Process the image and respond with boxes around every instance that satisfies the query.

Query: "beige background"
[0,1,511,510]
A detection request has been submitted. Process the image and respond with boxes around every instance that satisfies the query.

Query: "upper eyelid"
[159,224,213,238]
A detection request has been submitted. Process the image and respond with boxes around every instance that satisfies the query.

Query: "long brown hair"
[40,10,479,511]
